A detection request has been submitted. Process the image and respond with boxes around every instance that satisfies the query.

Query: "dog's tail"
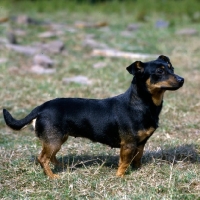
[3,107,40,131]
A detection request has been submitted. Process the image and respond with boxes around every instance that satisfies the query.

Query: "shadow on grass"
[31,144,199,173]
[53,154,119,173]
[143,144,200,165]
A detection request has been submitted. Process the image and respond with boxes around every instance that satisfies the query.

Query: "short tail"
[3,107,40,130]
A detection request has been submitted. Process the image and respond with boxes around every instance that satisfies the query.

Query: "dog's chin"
[160,85,182,91]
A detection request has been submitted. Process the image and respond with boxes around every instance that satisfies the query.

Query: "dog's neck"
[130,77,164,107]
[125,80,163,126]
[124,82,162,129]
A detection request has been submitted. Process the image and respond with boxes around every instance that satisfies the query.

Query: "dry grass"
[0,1,200,199]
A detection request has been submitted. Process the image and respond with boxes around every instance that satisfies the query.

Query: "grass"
[0,0,200,199]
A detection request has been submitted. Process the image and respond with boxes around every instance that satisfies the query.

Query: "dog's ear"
[126,61,144,75]
[157,55,170,62]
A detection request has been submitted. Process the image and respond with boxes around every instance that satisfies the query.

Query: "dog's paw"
[116,171,125,177]
[49,174,60,179]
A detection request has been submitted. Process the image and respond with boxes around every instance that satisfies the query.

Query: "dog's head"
[126,55,184,105]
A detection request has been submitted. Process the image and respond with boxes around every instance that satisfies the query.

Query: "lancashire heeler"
[3,55,184,179]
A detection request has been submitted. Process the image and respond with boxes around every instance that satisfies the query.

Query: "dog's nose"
[176,75,184,86]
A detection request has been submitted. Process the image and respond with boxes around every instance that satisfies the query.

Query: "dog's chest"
[137,126,155,143]
[119,102,161,143]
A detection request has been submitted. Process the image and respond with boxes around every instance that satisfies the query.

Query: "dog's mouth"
[160,76,184,91]
[160,85,182,91]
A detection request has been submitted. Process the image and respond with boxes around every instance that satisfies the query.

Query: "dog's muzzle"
[175,75,184,87]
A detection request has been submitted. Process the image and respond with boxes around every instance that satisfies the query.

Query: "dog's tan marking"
[131,144,145,168]
[137,127,155,142]
[153,75,178,87]
[146,78,165,106]
[37,135,68,179]
[116,131,149,177]
[135,61,144,72]
[116,140,136,177]
[37,142,62,179]
[146,74,179,106]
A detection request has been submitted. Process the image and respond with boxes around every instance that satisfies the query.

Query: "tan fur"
[116,141,135,177]
[146,78,165,106]
[137,127,155,142]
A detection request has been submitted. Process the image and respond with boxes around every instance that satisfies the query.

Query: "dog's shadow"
[53,153,119,173]
[32,144,199,173]
[143,144,200,165]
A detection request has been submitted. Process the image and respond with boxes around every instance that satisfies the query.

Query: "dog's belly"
[67,126,121,148]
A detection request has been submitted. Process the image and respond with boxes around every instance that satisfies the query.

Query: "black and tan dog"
[3,55,184,179]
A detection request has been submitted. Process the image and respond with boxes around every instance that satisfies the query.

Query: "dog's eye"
[156,68,165,75]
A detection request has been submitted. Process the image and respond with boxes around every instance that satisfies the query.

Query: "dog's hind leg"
[37,141,62,179]
[50,135,68,166]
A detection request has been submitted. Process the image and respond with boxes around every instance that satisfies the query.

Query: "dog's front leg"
[116,142,135,177]
[131,144,145,168]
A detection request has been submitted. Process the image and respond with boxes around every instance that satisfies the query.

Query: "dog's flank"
[3,55,184,179]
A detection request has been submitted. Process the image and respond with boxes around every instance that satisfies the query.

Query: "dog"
[3,55,184,179]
